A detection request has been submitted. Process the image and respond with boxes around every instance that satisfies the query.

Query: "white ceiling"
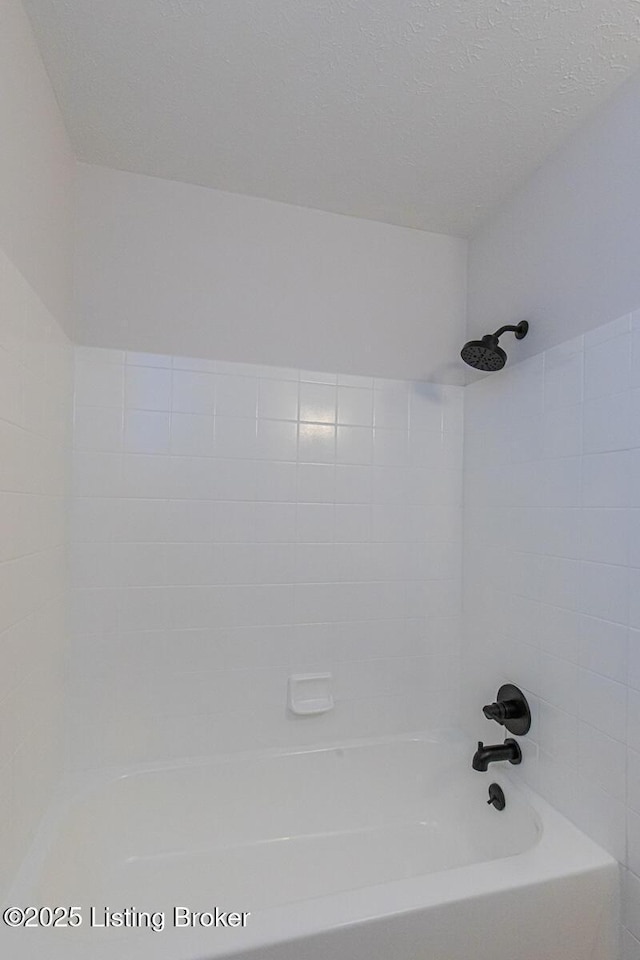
[25,0,640,236]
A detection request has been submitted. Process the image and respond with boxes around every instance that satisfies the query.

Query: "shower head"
[460,321,528,372]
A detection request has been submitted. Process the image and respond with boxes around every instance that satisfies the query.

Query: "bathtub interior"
[23,735,541,914]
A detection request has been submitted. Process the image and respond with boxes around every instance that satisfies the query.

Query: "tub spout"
[472,739,521,772]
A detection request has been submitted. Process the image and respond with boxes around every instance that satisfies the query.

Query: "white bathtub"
[4,733,617,960]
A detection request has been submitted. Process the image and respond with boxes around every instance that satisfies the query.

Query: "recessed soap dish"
[287,673,334,716]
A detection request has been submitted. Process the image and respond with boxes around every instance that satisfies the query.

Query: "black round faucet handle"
[483,702,505,722]
[482,684,531,737]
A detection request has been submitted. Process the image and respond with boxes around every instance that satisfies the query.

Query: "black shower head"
[460,321,528,372]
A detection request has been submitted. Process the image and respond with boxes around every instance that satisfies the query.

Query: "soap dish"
[287,673,334,716]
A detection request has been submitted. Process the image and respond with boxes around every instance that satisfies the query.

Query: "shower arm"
[491,322,528,341]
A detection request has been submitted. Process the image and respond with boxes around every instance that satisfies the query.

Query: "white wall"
[467,71,640,361]
[0,0,74,331]
[74,164,468,385]
[0,0,74,895]
[70,346,462,769]
[462,311,640,958]
[0,251,72,894]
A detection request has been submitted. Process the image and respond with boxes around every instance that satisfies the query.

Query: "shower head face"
[460,335,507,371]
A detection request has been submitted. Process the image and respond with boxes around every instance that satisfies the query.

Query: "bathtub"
[4,733,617,960]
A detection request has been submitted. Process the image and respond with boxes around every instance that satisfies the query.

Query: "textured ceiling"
[24,0,640,235]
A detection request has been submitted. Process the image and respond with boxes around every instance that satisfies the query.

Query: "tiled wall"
[462,311,640,958]
[0,249,72,893]
[70,346,463,769]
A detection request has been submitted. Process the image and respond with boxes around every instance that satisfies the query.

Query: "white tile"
[630,630,640,692]
[577,721,626,800]
[70,498,118,542]
[258,379,299,421]
[70,542,118,589]
[166,500,214,542]
[632,327,640,390]
[255,461,296,501]
[582,451,630,507]
[580,509,629,566]
[74,405,123,453]
[113,543,167,588]
[75,359,124,408]
[215,375,258,418]
[214,416,257,459]
[116,499,168,542]
[295,543,336,583]
[511,354,544,420]
[296,503,334,543]
[297,463,335,503]
[572,775,626,861]
[254,502,296,542]
[630,453,640,507]
[165,543,215,585]
[373,383,409,429]
[583,392,632,453]
[538,556,580,611]
[122,453,171,499]
[629,748,640,814]
[125,365,172,411]
[373,428,409,466]
[170,413,214,456]
[409,385,444,432]
[170,457,228,500]
[124,410,170,454]
[334,504,371,542]
[72,451,122,498]
[543,338,583,411]
[334,464,372,503]
[584,333,630,399]
[536,653,578,712]
[578,615,628,682]
[537,700,578,763]
[542,456,581,507]
[299,382,337,423]
[298,423,336,463]
[337,386,373,426]
[336,425,373,465]
[578,561,628,624]
[578,668,627,740]
[542,404,582,459]
[629,689,640,748]
[171,370,216,414]
[629,569,640,630]
[213,502,256,543]
[538,604,580,662]
[256,419,298,461]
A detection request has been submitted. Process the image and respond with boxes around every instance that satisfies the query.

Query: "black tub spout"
[472,739,522,772]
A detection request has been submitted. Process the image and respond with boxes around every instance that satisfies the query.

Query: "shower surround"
[69,346,463,770]
[462,310,640,954]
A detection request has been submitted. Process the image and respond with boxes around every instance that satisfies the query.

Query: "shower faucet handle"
[481,683,531,737]
[482,701,522,723]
